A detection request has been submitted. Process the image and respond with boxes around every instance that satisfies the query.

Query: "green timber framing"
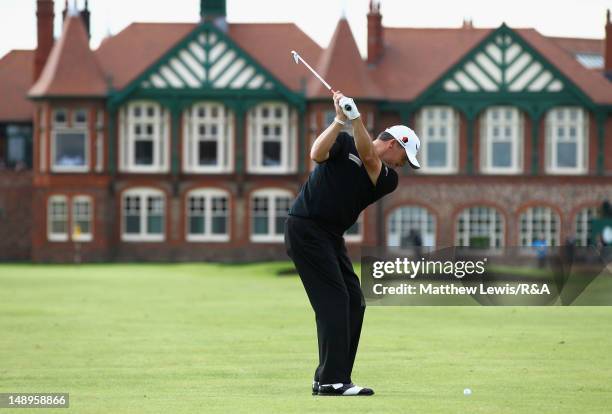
[380,24,610,175]
[105,21,308,183]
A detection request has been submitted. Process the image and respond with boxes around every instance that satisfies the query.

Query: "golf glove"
[339,96,360,120]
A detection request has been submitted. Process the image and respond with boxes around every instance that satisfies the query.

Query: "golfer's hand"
[339,96,360,120]
[333,91,348,122]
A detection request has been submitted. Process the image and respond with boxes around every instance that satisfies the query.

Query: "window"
[5,124,32,168]
[388,206,436,247]
[344,214,363,243]
[480,107,523,174]
[456,206,504,248]
[575,206,598,247]
[48,195,68,241]
[119,101,169,172]
[519,206,560,247]
[248,103,297,173]
[186,189,230,241]
[122,188,165,241]
[545,107,588,174]
[52,108,88,172]
[416,106,458,173]
[251,189,292,242]
[73,109,88,126]
[72,196,93,242]
[183,103,233,173]
[53,108,67,125]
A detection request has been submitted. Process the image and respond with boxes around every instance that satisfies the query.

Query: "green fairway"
[1,263,611,413]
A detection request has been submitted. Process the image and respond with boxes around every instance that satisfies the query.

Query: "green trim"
[466,114,475,174]
[234,105,245,174]
[108,108,116,175]
[471,57,501,89]
[209,55,243,85]
[410,24,595,114]
[530,113,541,175]
[108,21,304,110]
[176,53,202,84]
[596,111,606,175]
[170,107,181,176]
[506,56,534,87]
[208,44,231,69]
[225,60,249,88]
[458,67,483,92]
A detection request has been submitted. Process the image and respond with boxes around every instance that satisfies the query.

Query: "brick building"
[1,0,612,262]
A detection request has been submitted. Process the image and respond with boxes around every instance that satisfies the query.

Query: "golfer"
[284,91,421,396]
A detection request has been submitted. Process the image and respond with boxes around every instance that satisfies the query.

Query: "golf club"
[291,50,354,112]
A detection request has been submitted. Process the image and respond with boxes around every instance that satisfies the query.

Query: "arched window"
[119,101,169,172]
[247,102,297,173]
[574,206,598,247]
[387,206,436,247]
[122,188,165,241]
[455,206,504,248]
[250,188,292,242]
[186,188,230,241]
[519,206,560,247]
[545,107,588,174]
[183,102,234,173]
[480,106,523,174]
[415,106,459,173]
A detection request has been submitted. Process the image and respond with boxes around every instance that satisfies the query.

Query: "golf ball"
[463,388,472,396]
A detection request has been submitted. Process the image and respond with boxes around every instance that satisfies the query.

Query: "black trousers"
[284,215,366,385]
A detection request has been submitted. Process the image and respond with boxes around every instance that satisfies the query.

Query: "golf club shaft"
[294,53,334,92]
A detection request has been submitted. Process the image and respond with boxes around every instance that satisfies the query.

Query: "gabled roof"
[0,50,34,121]
[29,14,107,97]
[371,27,492,101]
[516,29,612,103]
[370,26,612,104]
[307,18,382,99]
[96,22,196,91]
[95,22,322,93]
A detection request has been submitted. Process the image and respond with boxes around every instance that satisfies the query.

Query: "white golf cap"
[384,125,421,169]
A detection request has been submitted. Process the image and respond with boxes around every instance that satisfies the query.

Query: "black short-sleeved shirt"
[289,132,399,236]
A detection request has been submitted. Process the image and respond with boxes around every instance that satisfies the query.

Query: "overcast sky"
[1,0,611,58]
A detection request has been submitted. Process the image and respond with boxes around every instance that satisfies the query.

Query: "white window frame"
[121,187,165,242]
[250,188,293,242]
[52,108,68,126]
[119,101,169,173]
[72,108,88,127]
[72,195,93,242]
[387,206,437,247]
[247,102,297,174]
[47,195,69,242]
[545,107,588,175]
[480,106,523,174]
[574,206,598,247]
[183,102,234,174]
[51,107,89,172]
[455,206,505,248]
[416,106,458,174]
[186,188,231,242]
[519,206,560,247]
[344,214,363,243]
